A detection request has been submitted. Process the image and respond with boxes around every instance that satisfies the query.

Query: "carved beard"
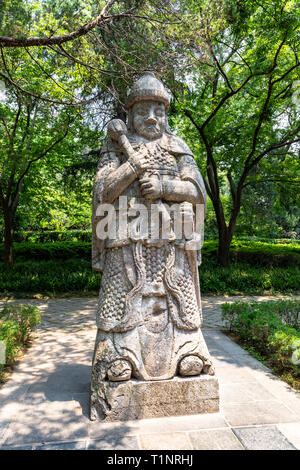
[133,117,166,140]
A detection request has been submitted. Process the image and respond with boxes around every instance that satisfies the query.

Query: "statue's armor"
[91,133,213,381]
[94,135,204,333]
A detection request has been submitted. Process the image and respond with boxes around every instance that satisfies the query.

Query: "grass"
[222,300,300,391]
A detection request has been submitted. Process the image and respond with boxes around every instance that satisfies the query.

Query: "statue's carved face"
[132,101,166,139]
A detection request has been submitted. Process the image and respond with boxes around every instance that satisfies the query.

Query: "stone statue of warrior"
[90,72,216,420]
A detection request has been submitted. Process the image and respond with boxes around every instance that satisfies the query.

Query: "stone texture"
[35,441,87,450]
[0,444,35,450]
[189,429,244,450]
[139,432,192,450]
[0,420,10,445]
[91,375,219,422]
[232,426,296,450]
[2,401,89,446]
[277,423,300,450]
[220,382,276,404]
[223,401,299,426]
[88,412,228,440]
[87,436,139,450]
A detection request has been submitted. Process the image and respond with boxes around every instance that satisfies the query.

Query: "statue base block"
[90,375,219,422]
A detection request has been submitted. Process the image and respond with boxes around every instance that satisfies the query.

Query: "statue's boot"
[178,355,204,376]
[107,359,132,381]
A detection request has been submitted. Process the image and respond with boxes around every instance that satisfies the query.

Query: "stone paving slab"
[36,441,87,450]
[139,432,193,450]
[87,436,140,450]
[0,296,299,450]
[232,426,296,450]
[277,423,300,450]
[189,429,244,450]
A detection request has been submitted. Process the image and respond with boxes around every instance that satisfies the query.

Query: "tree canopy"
[0,0,299,266]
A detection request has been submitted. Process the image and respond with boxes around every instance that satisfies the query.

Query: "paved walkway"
[0,295,299,450]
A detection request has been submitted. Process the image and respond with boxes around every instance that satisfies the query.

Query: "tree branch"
[243,177,300,188]
[0,0,117,48]
[227,171,237,204]
[25,48,74,98]
[0,68,102,106]
[0,115,12,143]
[48,45,119,76]
[183,108,220,197]
[11,124,70,211]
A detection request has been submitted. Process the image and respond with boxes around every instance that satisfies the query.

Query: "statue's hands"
[139,177,162,199]
[107,119,127,142]
[128,151,148,176]
[180,201,194,223]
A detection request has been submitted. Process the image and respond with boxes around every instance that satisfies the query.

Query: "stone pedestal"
[90,375,219,422]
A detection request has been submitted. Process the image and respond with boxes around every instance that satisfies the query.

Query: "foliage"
[0,239,299,296]
[0,44,101,264]
[165,0,300,264]
[0,258,99,296]
[236,158,300,239]
[200,261,300,294]
[0,241,91,260]
[222,299,300,389]
[1,238,299,263]
[11,230,92,243]
[0,303,41,381]
[205,239,300,266]
[0,0,299,266]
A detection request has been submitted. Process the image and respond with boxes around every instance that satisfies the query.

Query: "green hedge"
[199,263,300,293]
[8,231,299,244]
[0,239,299,296]
[0,258,299,296]
[0,241,91,261]
[1,239,299,267]
[0,303,41,381]
[0,259,100,295]
[204,240,300,267]
[222,300,300,389]
[11,230,92,243]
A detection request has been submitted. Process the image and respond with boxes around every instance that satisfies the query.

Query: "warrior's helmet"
[126,72,171,110]
[126,72,171,133]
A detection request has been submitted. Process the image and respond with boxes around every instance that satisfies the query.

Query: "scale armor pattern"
[142,245,167,284]
[176,254,201,323]
[143,143,178,173]
[97,248,131,326]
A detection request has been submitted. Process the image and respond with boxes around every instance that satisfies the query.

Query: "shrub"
[0,259,100,296]
[222,300,300,389]
[0,258,299,296]
[0,241,91,261]
[0,304,41,380]
[12,230,92,243]
[0,239,299,296]
[1,239,299,267]
[203,239,300,267]
[199,261,300,294]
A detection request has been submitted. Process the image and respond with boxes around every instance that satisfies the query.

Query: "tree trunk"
[217,228,232,267]
[216,205,240,267]
[3,205,14,267]
[210,195,233,267]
